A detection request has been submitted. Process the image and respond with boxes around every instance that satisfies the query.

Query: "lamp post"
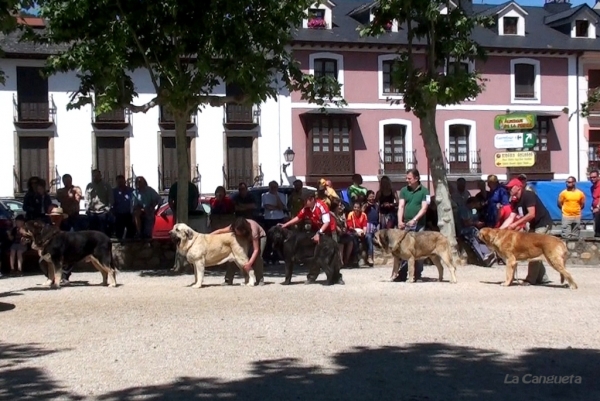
[281,147,295,182]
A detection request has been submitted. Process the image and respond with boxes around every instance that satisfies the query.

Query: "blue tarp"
[528,181,593,221]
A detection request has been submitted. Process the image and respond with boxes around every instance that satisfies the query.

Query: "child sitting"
[8,215,27,276]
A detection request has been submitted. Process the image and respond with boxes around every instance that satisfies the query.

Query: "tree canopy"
[28,0,343,222]
[360,0,492,250]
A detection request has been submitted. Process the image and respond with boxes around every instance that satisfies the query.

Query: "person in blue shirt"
[484,175,510,227]
[112,175,135,239]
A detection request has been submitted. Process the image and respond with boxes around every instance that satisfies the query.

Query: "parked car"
[0,198,25,217]
[152,198,212,240]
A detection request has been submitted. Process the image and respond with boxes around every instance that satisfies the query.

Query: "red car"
[152,197,212,240]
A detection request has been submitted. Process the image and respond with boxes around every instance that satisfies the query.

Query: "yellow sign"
[494,151,536,167]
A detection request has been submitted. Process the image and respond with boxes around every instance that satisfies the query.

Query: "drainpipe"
[576,53,581,181]
[277,74,283,185]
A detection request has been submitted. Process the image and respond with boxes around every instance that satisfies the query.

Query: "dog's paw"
[281,280,291,286]
[108,283,117,288]
[43,279,53,286]
[500,281,512,287]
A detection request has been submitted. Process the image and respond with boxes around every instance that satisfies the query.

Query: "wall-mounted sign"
[494,132,537,149]
[494,114,536,131]
[494,151,536,167]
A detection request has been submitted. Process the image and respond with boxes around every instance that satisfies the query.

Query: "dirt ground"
[1,263,599,401]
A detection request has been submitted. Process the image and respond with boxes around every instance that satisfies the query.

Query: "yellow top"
[558,189,585,217]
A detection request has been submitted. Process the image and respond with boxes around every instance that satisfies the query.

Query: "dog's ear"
[185,227,195,240]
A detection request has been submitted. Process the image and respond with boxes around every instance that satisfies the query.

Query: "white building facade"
[0,58,293,197]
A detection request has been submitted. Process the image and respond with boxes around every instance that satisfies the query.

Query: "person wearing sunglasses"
[557,177,585,240]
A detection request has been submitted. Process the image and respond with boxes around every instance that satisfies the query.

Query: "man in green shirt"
[397,169,430,280]
[348,174,368,203]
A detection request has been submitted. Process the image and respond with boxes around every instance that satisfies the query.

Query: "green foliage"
[581,89,600,118]
[360,0,493,117]
[24,0,344,114]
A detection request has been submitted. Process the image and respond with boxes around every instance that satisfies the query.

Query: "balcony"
[158,164,202,193]
[13,94,56,129]
[223,104,260,129]
[159,106,197,130]
[444,149,482,179]
[92,106,130,130]
[378,150,417,177]
[223,164,263,190]
[587,89,600,115]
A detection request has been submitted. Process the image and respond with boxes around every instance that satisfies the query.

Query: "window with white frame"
[575,20,590,37]
[383,124,406,173]
[378,55,402,99]
[447,61,470,75]
[510,58,540,103]
[310,53,344,98]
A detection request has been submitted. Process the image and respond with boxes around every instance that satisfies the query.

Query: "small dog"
[478,227,578,289]
[374,229,458,284]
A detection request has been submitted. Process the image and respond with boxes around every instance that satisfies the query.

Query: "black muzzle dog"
[268,225,343,286]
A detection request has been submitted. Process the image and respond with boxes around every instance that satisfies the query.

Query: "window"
[448,125,470,173]
[18,137,49,193]
[588,130,600,172]
[503,17,518,35]
[16,67,49,122]
[160,136,191,191]
[95,136,125,187]
[308,117,353,176]
[308,8,326,28]
[309,53,344,97]
[309,8,325,20]
[576,20,590,38]
[314,59,338,80]
[383,124,406,173]
[226,136,254,190]
[533,119,549,153]
[511,59,540,103]
[382,60,401,94]
[447,62,470,75]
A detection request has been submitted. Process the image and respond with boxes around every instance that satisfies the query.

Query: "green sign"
[494,113,536,131]
[522,132,536,148]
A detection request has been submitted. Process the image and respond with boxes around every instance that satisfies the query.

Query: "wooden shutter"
[226,137,253,189]
[19,137,49,192]
[161,137,191,190]
[96,137,125,187]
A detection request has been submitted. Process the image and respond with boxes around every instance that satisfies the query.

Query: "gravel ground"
[1,263,599,401]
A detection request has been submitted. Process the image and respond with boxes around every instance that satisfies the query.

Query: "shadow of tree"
[0,342,81,401]
[93,344,599,401]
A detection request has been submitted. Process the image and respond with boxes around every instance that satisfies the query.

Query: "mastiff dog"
[21,220,118,288]
[268,225,344,285]
[169,223,255,288]
[374,229,458,284]
[478,227,578,289]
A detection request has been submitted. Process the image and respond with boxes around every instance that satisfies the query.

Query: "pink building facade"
[287,0,592,192]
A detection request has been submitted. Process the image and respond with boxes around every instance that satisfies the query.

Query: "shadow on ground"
[1,342,598,401]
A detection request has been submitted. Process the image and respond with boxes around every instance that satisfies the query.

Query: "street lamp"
[282,147,295,176]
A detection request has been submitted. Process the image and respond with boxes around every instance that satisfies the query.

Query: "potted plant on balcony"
[308,18,327,29]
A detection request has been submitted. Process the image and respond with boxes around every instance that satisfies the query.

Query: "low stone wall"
[9,234,600,275]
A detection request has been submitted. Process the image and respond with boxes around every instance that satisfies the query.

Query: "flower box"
[308,18,327,29]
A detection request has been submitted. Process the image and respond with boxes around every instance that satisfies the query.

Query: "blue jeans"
[365,232,374,257]
[88,212,109,236]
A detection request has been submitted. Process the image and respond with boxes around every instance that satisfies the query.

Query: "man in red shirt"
[589,169,600,237]
[280,193,335,243]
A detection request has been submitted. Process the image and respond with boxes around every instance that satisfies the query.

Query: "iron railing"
[379,150,417,175]
[223,164,263,190]
[223,104,260,124]
[13,94,56,123]
[14,165,49,194]
[444,149,482,175]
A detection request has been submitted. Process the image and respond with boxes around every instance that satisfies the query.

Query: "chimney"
[544,0,572,14]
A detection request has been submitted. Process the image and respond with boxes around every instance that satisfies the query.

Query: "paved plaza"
[1,264,599,401]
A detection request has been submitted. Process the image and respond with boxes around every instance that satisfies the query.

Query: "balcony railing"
[378,150,417,175]
[223,164,263,190]
[158,164,202,193]
[587,89,600,114]
[14,164,50,194]
[159,106,197,127]
[223,104,260,125]
[13,94,56,126]
[444,149,482,175]
[92,106,131,125]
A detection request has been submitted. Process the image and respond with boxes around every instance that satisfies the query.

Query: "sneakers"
[60,279,71,286]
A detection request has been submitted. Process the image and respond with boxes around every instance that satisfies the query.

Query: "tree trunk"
[418,108,458,256]
[174,114,191,224]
